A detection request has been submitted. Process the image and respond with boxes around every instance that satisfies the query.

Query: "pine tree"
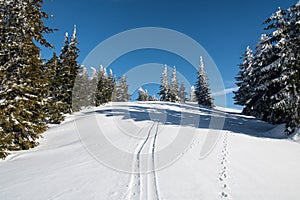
[95,67,116,106]
[159,65,169,101]
[108,70,116,103]
[95,66,108,106]
[148,94,158,101]
[190,86,197,102]
[137,87,149,101]
[88,67,99,106]
[0,0,53,158]
[282,3,300,133]
[262,5,300,133]
[114,75,130,102]
[56,32,70,113]
[169,66,179,102]
[234,46,254,109]
[235,3,300,134]
[195,57,214,107]
[72,66,90,112]
[235,34,273,118]
[58,26,80,113]
[178,82,187,103]
[43,53,65,124]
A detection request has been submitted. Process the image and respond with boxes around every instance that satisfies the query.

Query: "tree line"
[0,0,214,159]
[234,2,300,134]
[0,0,129,158]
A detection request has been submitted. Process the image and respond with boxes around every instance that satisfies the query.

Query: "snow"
[1,102,300,200]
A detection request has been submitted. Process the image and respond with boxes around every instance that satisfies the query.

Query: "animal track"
[219,132,230,199]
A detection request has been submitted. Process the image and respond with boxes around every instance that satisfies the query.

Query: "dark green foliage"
[195,57,214,108]
[43,53,65,124]
[113,75,131,102]
[148,95,158,101]
[137,88,149,101]
[234,46,254,107]
[159,65,170,101]
[159,65,185,103]
[95,67,116,106]
[57,27,80,114]
[0,0,53,158]
[234,3,300,134]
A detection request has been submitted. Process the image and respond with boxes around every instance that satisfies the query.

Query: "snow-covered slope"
[1,102,300,200]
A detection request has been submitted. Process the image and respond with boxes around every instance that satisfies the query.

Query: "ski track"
[107,126,145,200]
[219,132,230,199]
[124,120,160,200]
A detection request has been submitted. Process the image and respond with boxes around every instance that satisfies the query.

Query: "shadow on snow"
[93,103,286,139]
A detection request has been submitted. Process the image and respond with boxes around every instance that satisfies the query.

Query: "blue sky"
[41,0,298,108]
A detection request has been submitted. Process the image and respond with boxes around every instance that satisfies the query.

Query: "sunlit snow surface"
[1,102,300,200]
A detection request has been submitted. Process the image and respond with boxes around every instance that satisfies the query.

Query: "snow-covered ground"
[1,102,300,200]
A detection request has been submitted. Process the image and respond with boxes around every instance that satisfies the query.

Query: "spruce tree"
[137,87,149,101]
[58,26,80,113]
[56,32,70,113]
[148,95,158,101]
[190,86,197,102]
[263,5,300,133]
[169,66,179,102]
[0,0,53,158]
[234,46,254,110]
[43,53,65,124]
[282,3,300,133]
[240,35,270,117]
[107,70,116,103]
[159,65,169,101]
[88,67,99,106]
[195,57,214,107]
[114,75,130,102]
[235,3,300,134]
[95,67,116,106]
[72,66,90,112]
[178,82,187,103]
[95,66,108,106]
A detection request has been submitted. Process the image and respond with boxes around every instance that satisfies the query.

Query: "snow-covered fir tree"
[148,94,158,101]
[72,66,90,112]
[282,3,300,133]
[169,66,179,102]
[88,67,99,106]
[243,34,275,118]
[159,65,170,101]
[178,82,187,103]
[114,75,130,102]
[137,87,149,101]
[43,53,65,124]
[109,70,117,102]
[94,67,116,106]
[190,86,197,102]
[235,3,300,134]
[58,26,80,114]
[233,46,254,109]
[262,5,300,133]
[195,57,214,107]
[95,66,108,106]
[0,0,53,158]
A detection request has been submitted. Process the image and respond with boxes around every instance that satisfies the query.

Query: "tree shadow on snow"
[94,103,287,139]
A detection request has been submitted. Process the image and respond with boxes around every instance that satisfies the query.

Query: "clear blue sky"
[41,0,298,108]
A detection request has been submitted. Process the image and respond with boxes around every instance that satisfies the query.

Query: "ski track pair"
[108,120,160,200]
